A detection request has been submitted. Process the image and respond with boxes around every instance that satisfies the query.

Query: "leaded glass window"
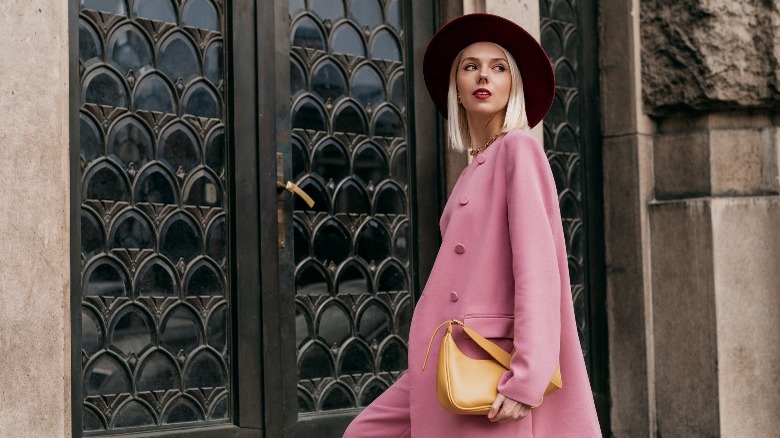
[289,0,412,414]
[77,0,229,433]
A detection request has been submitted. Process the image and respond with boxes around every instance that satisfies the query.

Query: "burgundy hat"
[423,13,555,127]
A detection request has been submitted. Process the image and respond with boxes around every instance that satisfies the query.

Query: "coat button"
[459,194,470,205]
[476,154,486,164]
[455,243,465,254]
[450,291,459,302]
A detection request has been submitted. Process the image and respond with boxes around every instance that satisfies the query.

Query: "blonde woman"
[344,14,601,437]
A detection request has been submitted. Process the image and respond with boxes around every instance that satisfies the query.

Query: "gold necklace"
[469,132,502,156]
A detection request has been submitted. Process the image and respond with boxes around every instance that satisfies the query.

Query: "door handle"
[277,181,315,208]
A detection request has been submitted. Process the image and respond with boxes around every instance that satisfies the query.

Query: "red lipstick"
[473,88,492,99]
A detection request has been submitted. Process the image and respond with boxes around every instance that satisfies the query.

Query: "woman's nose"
[478,73,488,83]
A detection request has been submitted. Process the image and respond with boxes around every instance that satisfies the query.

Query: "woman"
[344,13,601,437]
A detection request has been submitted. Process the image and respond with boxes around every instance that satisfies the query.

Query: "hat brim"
[423,13,555,128]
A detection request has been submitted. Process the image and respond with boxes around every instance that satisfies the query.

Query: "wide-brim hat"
[423,13,555,127]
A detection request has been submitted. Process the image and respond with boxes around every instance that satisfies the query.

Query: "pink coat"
[406,129,601,436]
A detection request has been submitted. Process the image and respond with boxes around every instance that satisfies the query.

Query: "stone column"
[0,2,72,437]
[643,1,780,436]
[599,0,657,435]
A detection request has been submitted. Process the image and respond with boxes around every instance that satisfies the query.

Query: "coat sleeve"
[496,132,562,407]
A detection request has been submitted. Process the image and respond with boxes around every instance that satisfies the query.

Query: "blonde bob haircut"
[446,44,530,152]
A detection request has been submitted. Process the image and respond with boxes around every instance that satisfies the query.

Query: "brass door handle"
[277,181,315,208]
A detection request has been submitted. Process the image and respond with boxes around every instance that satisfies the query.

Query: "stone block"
[711,197,780,437]
[641,0,780,114]
[650,199,720,437]
[654,130,710,199]
[709,128,778,195]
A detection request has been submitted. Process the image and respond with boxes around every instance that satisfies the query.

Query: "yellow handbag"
[422,319,562,415]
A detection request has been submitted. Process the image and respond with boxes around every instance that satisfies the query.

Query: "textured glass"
[331,24,366,57]
[181,0,219,31]
[292,16,326,51]
[134,0,176,23]
[312,60,347,101]
[204,41,224,86]
[107,25,153,75]
[83,69,128,107]
[291,1,411,413]
[79,19,102,64]
[134,74,175,113]
[370,29,400,61]
[352,65,385,107]
[309,0,344,23]
[183,84,221,118]
[78,2,230,432]
[350,0,383,29]
[159,33,200,84]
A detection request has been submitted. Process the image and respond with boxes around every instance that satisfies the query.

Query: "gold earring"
[457,93,462,104]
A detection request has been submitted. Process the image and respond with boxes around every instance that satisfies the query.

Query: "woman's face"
[456,42,511,119]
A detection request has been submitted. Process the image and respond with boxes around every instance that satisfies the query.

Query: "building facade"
[0,0,777,437]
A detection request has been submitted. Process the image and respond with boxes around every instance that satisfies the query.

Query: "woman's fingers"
[487,393,505,420]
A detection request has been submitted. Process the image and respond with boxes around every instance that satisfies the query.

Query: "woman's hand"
[487,393,531,423]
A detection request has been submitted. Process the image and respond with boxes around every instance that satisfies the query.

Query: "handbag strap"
[422,319,512,371]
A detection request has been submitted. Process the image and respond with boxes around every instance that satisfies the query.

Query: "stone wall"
[641,0,780,114]
[0,1,72,437]
[639,1,780,436]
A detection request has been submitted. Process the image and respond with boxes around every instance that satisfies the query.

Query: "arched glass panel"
[292,97,327,131]
[312,219,350,263]
[106,116,153,167]
[160,214,202,263]
[133,166,178,205]
[290,56,307,97]
[386,0,402,31]
[159,122,201,174]
[309,0,344,23]
[204,128,225,175]
[370,29,401,61]
[331,23,365,57]
[84,354,131,395]
[159,33,200,84]
[333,102,367,134]
[109,210,155,250]
[134,0,176,23]
[161,306,201,354]
[181,0,219,31]
[373,106,403,138]
[112,401,155,429]
[84,160,130,201]
[134,74,175,113]
[83,68,128,108]
[312,60,347,101]
[82,306,104,355]
[352,65,385,107]
[349,0,383,29]
[107,25,153,75]
[291,16,326,51]
[110,309,153,357]
[182,83,221,118]
[80,112,103,164]
[204,41,223,86]
[353,142,388,185]
[135,257,177,297]
[79,19,102,64]
[311,140,349,183]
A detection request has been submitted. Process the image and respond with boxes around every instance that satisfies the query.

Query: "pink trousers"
[343,374,412,438]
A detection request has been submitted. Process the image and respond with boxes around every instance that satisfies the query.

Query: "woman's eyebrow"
[461,56,508,63]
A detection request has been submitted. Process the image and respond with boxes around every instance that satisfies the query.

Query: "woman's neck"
[466,111,505,152]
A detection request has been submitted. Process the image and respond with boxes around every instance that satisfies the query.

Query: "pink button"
[459,194,470,205]
[476,154,486,164]
[450,291,459,302]
[455,243,465,254]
